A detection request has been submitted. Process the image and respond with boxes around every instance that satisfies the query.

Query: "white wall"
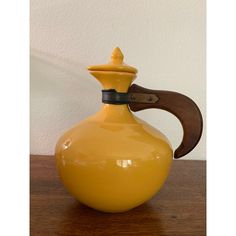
[30,0,206,160]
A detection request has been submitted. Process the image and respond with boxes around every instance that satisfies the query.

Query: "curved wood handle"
[128,84,203,159]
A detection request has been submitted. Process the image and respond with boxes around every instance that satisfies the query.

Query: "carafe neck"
[89,71,136,93]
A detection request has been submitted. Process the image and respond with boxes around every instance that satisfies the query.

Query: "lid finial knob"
[111,47,124,64]
[88,47,137,74]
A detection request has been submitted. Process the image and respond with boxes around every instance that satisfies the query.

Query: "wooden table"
[30,155,206,236]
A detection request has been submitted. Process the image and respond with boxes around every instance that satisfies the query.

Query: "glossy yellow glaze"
[55,48,173,213]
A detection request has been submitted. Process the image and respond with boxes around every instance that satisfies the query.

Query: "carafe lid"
[87,47,138,74]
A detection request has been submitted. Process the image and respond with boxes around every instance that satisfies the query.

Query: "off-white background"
[30,0,205,160]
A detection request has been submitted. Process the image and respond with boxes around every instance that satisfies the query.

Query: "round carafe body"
[55,104,173,212]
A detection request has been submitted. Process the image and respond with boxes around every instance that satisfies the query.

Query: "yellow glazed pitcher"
[55,47,203,213]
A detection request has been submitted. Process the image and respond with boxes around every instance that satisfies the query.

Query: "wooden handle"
[128,84,203,159]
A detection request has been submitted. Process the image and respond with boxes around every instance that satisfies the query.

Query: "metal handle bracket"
[102,89,159,104]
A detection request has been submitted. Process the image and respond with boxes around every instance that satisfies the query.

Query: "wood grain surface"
[129,84,203,159]
[30,155,206,236]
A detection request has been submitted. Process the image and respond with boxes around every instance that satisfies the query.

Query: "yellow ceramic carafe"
[55,47,203,213]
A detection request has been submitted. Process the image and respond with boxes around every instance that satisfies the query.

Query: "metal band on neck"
[102,90,129,104]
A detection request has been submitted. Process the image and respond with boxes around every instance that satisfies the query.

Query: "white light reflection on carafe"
[63,140,71,150]
[116,160,133,168]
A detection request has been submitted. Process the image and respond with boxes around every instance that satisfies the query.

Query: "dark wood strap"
[128,84,203,159]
